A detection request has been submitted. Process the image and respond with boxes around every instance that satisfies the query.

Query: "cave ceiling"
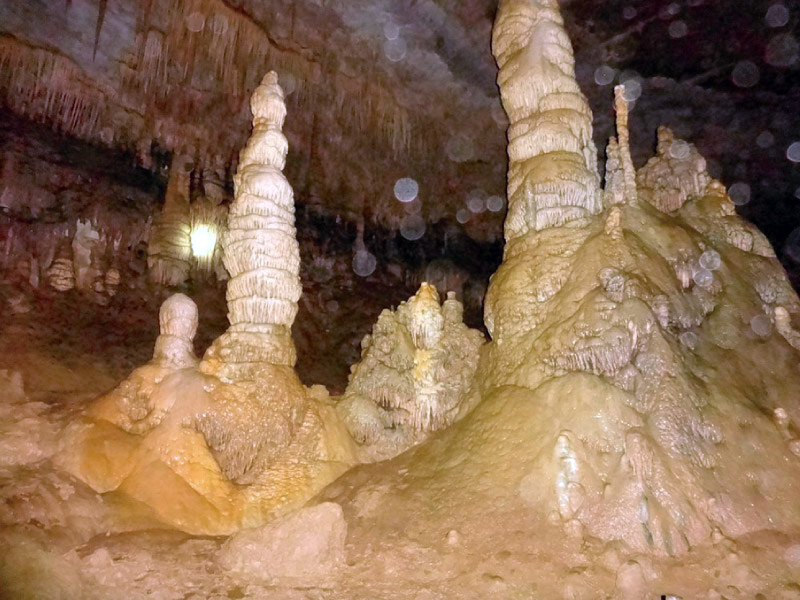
[1,0,799,256]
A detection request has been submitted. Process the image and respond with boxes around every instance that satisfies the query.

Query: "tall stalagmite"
[204,71,302,373]
[492,0,601,240]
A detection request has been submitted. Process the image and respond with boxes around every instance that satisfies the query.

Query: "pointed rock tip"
[250,71,286,125]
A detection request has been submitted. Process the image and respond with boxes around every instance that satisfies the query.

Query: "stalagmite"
[603,85,637,208]
[315,2,800,596]
[202,71,302,373]
[56,71,355,536]
[492,0,601,239]
[46,239,75,292]
[637,127,711,213]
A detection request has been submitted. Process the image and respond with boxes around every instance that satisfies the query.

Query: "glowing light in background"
[190,224,217,258]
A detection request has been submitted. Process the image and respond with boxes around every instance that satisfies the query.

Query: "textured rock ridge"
[481,0,800,556]
[319,1,800,595]
[337,284,484,461]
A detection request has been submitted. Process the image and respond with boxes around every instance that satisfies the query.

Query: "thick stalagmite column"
[203,72,302,373]
[492,0,601,239]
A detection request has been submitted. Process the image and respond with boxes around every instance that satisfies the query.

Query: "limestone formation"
[637,126,711,213]
[318,2,800,596]
[492,0,601,239]
[147,155,193,286]
[46,240,74,292]
[103,266,120,297]
[72,219,102,292]
[57,74,356,535]
[479,1,800,557]
[338,284,484,461]
[202,71,302,374]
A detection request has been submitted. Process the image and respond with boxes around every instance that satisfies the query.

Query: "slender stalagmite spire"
[492,0,601,240]
[204,72,302,374]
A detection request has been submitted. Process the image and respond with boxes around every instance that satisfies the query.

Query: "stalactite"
[147,154,192,286]
[93,0,107,61]
[0,37,111,143]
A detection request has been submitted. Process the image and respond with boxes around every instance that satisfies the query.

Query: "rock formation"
[338,284,484,461]
[202,71,301,375]
[57,73,355,535]
[6,3,800,596]
[46,238,75,292]
[483,0,800,556]
[315,0,800,596]
[492,0,601,239]
[147,155,193,286]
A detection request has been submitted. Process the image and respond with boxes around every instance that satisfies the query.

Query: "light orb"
[190,224,217,258]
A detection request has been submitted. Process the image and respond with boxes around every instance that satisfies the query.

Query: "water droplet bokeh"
[679,331,698,349]
[400,215,426,240]
[383,21,400,40]
[751,314,772,337]
[384,38,407,62]
[186,12,205,32]
[731,61,760,87]
[669,140,691,160]
[693,267,714,287]
[787,142,800,163]
[353,249,377,277]
[446,136,475,162]
[766,33,799,67]
[729,182,751,205]
[756,131,775,148]
[699,249,721,271]
[486,195,505,212]
[594,65,616,86]
[394,177,419,203]
[668,20,688,39]
[766,3,790,28]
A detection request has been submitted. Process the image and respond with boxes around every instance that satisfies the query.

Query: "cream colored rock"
[338,285,484,462]
[72,219,103,292]
[492,0,601,240]
[217,502,346,582]
[103,267,120,297]
[204,71,301,374]
[637,127,710,213]
[321,4,800,591]
[46,247,74,292]
[774,306,800,351]
[603,86,637,209]
[57,75,356,536]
